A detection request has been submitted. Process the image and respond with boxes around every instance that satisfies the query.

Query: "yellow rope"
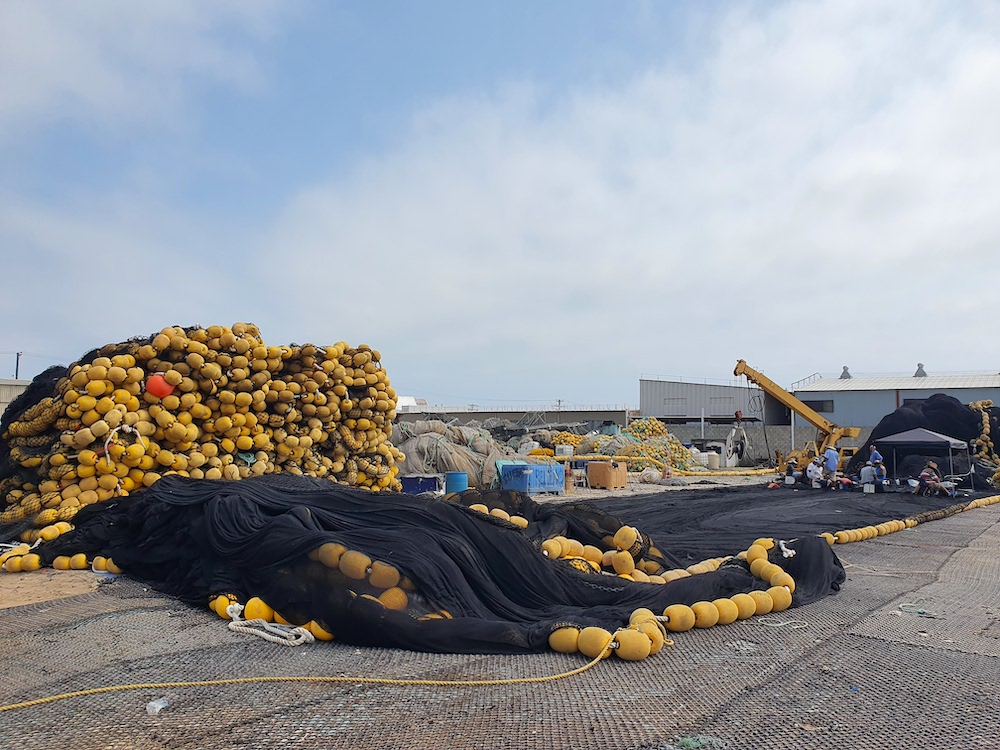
[0,649,611,713]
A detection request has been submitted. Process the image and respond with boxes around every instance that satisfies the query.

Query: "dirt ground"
[0,569,101,609]
[543,469,773,503]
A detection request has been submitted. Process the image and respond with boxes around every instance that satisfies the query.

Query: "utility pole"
[15,352,22,379]
[556,399,563,413]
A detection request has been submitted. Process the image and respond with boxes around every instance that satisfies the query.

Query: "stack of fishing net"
[0,323,403,545]
[567,419,694,471]
[393,420,528,489]
[623,417,669,441]
[552,431,583,447]
[612,436,690,472]
[968,400,1000,486]
[3,474,844,659]
[845,393,1000,488]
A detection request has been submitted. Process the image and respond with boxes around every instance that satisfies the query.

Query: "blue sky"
[2,0,1000,406]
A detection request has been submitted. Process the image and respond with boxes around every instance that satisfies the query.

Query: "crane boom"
[733,359,860,460]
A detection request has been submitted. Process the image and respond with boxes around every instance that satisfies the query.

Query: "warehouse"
[638,376,764,423]
[790,372,1000,429]
[0,379,30,421]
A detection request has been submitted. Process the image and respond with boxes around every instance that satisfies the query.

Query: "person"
[823,446,839,483]
[869,444,883,464]
[874,460,888,486]
[859,461,877,485]
[806,457,828,488]
[785,458,802,482]
[919,461,952,497]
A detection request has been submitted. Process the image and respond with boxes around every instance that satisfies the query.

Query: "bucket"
[863,483,875,494]
[706,452,720,470]
[784,476,795,485]
[445,471,469,494]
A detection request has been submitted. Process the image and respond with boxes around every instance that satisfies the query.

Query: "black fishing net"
[843,393,1000,486]
[34,475,845,654]
[589,484,970,562]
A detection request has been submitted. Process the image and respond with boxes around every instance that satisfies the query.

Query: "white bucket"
[863,483,875,494]
[706,452,720,470]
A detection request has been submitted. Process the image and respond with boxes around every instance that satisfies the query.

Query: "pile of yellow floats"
[0,323,404,551]
[545,535,795,661]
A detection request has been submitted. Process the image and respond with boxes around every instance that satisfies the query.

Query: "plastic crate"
[499,464,564,494]
[400,475,439,494]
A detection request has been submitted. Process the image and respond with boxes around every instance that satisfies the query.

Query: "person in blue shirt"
[868,444,883,464]
[823,446,840,483]
[873,460,888,491]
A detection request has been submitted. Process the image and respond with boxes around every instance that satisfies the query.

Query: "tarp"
[873,427,968,450]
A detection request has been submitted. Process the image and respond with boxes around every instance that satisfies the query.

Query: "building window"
[802,399,834,413]
[663,398,686,415]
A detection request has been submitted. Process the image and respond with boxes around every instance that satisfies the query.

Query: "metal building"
[639,377,764,423]
[0,379,30,421]
[790,374,1000,428]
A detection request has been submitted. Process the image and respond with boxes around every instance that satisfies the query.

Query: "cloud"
[4,0,1000,402]
[261,0,1000,401]
[0,0,286,139]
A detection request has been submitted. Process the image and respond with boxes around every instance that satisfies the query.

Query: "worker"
[785,458,802,483]
[859,460,883,492]
[869,444,883,464]
[823,445,839,483]
[874,460,888,486]
[806,457,827,488]
[919,461,952,497]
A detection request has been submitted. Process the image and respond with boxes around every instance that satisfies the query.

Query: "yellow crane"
[734,359,861,469]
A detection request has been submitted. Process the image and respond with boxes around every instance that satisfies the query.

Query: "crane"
[734,359,861,469]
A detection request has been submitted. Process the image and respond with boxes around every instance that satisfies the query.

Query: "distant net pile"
[393,420,535,489]
[844,393,1000,487]
[0,474,846,659]
[0,323,403,546]
[564,419,694,472]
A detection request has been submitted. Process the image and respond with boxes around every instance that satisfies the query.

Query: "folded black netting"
[589,485,967,563]
[38,475,845,654]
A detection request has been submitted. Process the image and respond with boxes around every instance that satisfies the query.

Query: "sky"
[2,0,999,407]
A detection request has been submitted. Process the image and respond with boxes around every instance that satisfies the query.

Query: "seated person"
[806,457,828,488]
[859,461,884,493]
[785,459,803,482]
[918,461,952,497]
[859,461,877,485]
[874,461,888,485]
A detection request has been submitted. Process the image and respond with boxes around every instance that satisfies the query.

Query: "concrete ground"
[1,490,997,750]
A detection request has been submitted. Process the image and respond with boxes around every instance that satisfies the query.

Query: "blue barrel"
[445,471,469,494]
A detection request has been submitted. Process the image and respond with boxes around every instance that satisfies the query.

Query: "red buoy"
[145,373,174,398]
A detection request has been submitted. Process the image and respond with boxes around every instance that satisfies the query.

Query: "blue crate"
[400,475,439,494]
[500,464,564,494]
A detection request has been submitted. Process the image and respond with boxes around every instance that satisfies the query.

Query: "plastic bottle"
[146,698,169,715]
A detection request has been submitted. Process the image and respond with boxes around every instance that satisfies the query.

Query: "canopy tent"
[873,428,972,487]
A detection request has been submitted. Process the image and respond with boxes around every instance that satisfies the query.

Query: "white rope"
[227,619,315,646]
[103,427,120,468]
[778,540,796,558]
[225,603,315,646]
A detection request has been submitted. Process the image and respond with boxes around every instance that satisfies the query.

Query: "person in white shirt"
[806,457,827,487]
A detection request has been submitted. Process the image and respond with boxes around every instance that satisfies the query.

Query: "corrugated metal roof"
[795,374,1000,392]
